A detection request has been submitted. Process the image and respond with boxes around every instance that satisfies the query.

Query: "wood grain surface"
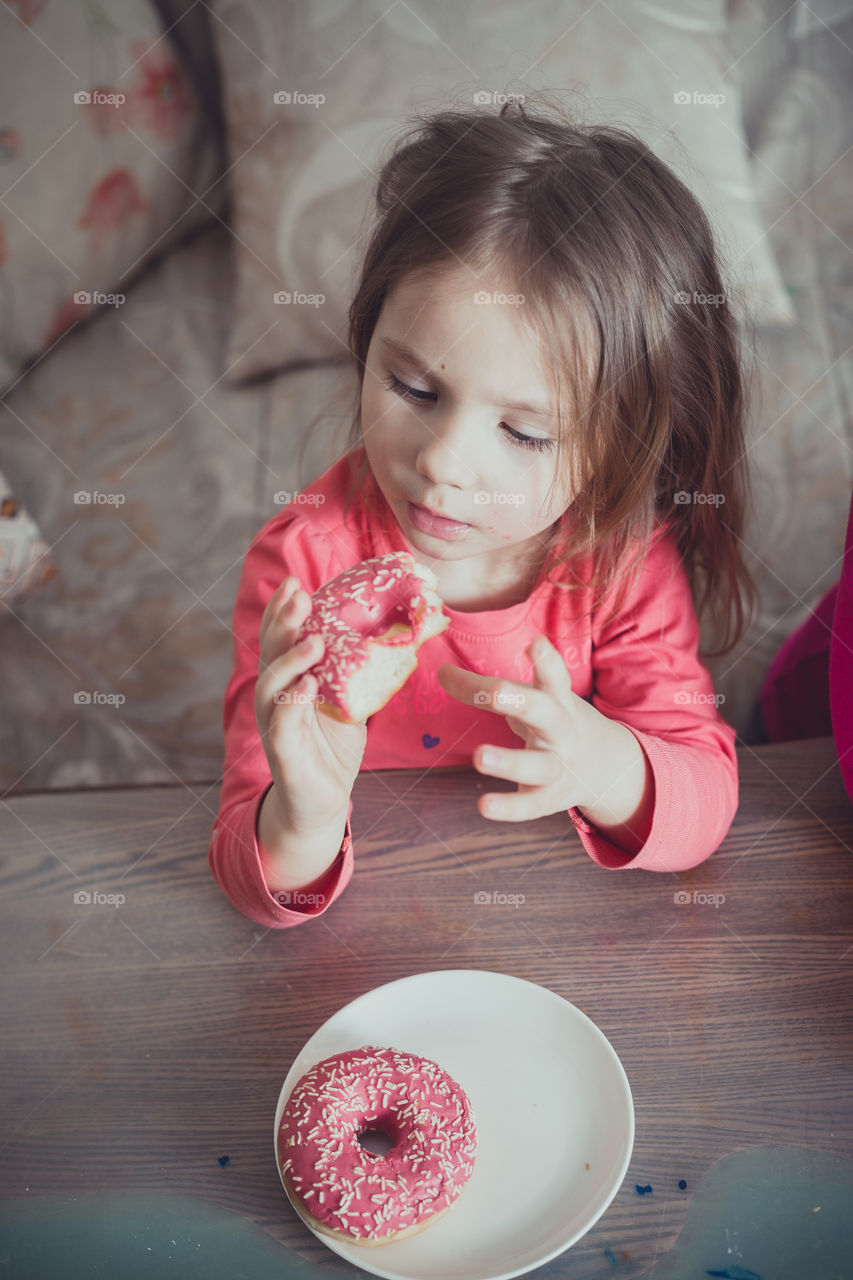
[1,737,852,1277]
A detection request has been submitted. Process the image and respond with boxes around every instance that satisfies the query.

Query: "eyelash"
[383,373,554,453]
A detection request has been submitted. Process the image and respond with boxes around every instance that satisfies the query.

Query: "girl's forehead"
[389,262,515,305]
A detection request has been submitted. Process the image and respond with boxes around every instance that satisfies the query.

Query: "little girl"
[209,97,757,929]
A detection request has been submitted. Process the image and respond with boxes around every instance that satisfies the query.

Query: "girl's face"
[361,265,573,605]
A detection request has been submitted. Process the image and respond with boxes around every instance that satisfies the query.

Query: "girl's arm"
[208,515,356,928]
[439,525,738,873]
[568,526,739,871]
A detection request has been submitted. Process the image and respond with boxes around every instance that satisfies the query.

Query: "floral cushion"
[210,0,795,385]
[0,0,223,393]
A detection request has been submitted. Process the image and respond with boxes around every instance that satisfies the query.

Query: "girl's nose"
[415,412,478,490]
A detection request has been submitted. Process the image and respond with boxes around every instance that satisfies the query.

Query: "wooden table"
[2,736,852,1277]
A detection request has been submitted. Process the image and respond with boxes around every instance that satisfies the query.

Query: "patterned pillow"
[211,0,795,385]
[0,0,223,393]
[0,464,57,604]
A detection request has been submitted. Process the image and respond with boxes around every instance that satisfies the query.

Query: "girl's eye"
[382,372,554,453]
[384,372,434,404]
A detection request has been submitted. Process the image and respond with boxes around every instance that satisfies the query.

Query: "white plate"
[273,969,634,1280]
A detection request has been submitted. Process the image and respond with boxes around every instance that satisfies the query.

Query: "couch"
[2,0,851,794]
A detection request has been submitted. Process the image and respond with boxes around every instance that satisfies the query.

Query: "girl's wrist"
[256,784,349,894]
[575,722,655,855]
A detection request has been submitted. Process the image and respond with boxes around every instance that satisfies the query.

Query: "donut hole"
[357,1127,396,1157]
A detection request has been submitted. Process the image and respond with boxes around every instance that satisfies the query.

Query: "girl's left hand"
[436,634,617,823]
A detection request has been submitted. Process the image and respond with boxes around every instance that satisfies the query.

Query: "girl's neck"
[430,554,541,612]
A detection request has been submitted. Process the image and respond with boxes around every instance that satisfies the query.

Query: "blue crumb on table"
[604,1246,617,1265]
[705,1268,763,1279]
[217,1155,230,1167]
[678,1178,687,1189]
[635,1183,653,1195]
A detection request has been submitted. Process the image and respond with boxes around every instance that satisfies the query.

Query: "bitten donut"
[293,552,449,723]
[277,1045,477,1245]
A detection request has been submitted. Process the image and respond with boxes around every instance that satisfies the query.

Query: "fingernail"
[481,749,499,768]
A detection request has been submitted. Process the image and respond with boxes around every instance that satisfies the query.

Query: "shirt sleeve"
[567,526,739,872]
[207,513,355,927]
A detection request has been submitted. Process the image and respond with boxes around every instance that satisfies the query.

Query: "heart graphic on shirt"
[422,733,440,749]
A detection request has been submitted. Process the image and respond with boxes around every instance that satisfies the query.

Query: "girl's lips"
[406,501,472,541]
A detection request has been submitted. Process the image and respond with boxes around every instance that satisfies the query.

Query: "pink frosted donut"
[294,552,449,724]
[277,1045,477,1245]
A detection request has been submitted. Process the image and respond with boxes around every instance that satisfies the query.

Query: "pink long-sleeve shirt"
[209,447,738,927]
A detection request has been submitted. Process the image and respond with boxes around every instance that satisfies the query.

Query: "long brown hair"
[339,93,759,657]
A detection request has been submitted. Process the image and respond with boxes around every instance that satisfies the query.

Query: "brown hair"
[339,93,759,657]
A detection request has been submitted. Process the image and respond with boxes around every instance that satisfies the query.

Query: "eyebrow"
[380,336,557,420]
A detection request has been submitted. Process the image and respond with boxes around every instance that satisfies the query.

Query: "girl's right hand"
[254,575,367,836]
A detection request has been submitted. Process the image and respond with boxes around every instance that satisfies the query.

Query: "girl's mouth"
[406,501,472,541]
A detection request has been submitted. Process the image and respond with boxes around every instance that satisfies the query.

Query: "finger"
[529,635,574,706]
[259,584,313,666]
[487,678,564,746]
[259,575,301,649]
[478,787,543,823]
[474,743,559,787]
[255,632,324,707]
[437,663,502,708]
[271,669,320,714]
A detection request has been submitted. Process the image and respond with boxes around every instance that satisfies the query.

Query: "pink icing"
[277,1045,477,1241]
[294,552,444,721]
